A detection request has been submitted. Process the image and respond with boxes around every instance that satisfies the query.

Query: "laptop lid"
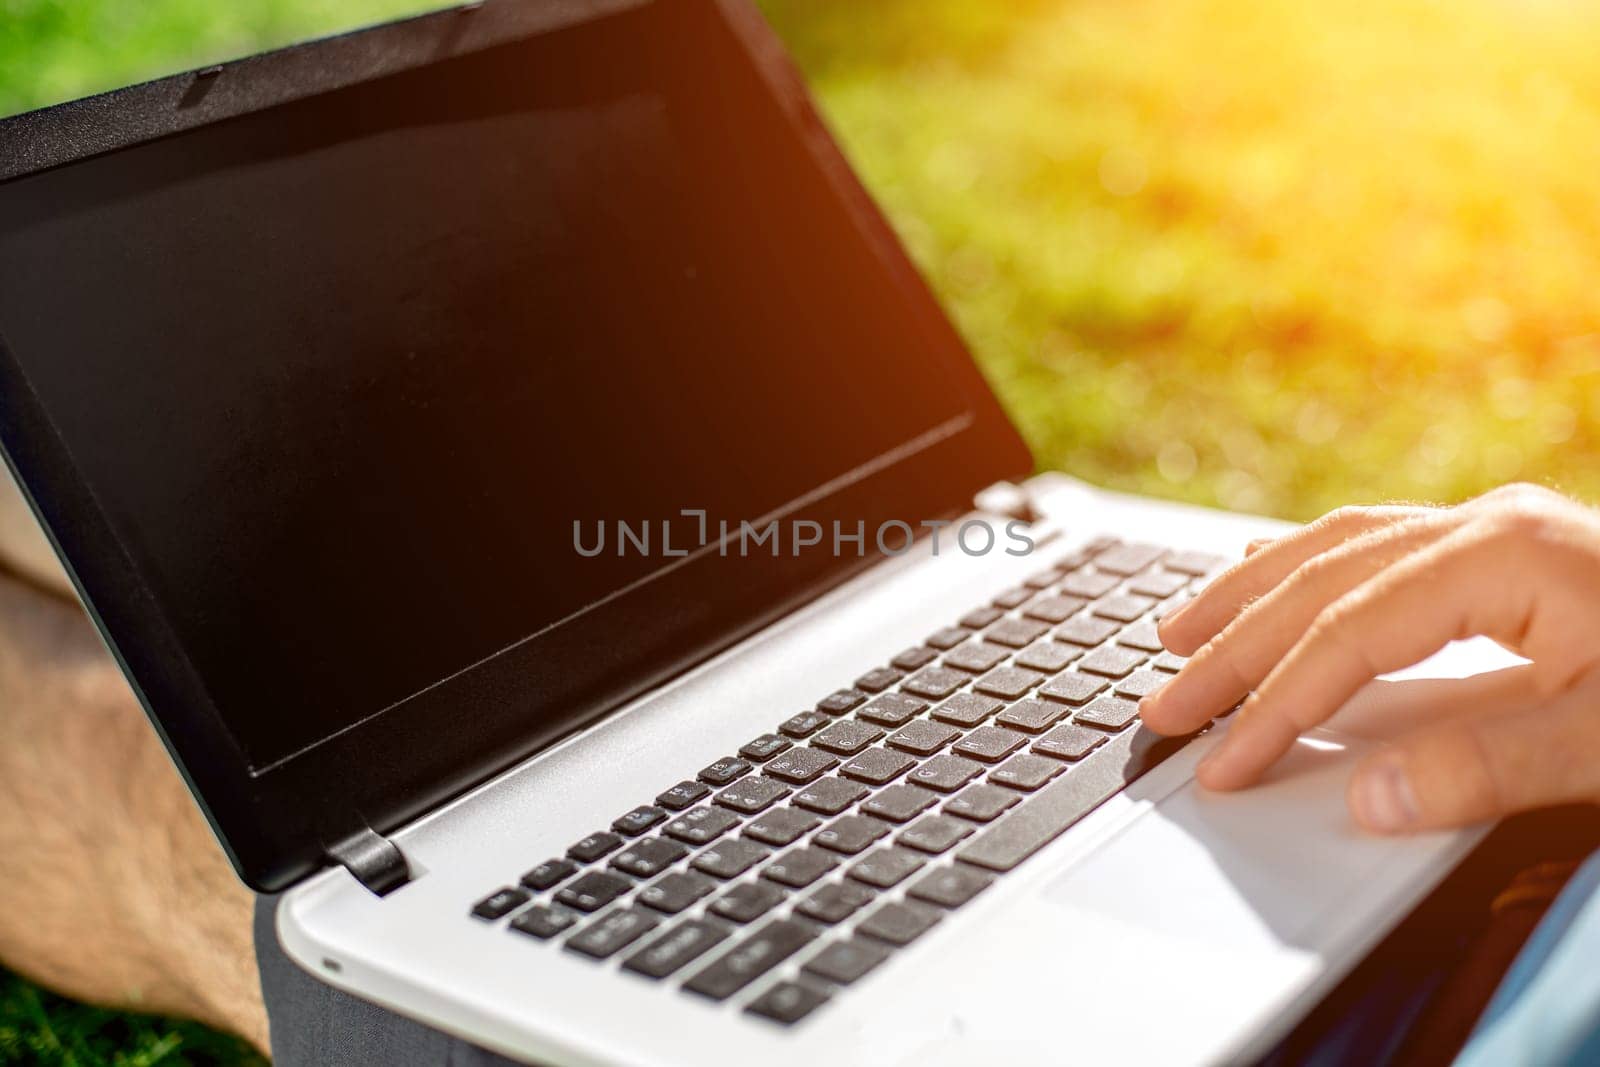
[0,0,1030,892]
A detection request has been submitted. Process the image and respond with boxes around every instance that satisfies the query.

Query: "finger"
[1141,512,1456,735]
[1327,664,1544,740]
[1196,518,1564,791]
[1244,538,1273,557]
[1158,504,1439,655]
[1348,677,1600,832]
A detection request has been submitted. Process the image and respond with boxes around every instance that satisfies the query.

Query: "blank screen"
[0,5,977,769]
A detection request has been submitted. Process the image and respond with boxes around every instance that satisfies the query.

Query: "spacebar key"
[956,725,1192,872]
[683,919,817,1001]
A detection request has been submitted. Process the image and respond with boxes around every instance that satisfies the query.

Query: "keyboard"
[469,537,1228,1026]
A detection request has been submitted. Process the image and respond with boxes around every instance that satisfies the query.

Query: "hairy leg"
[0,498,268,1049]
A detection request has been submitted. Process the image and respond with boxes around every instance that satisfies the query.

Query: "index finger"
[1159,505,1435,655]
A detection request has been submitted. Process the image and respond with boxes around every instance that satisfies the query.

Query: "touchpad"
[1044,732,1445,952]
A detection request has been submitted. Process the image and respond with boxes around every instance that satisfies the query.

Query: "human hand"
[1139,483,1600,833]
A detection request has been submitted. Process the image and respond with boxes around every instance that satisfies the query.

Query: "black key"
[898,815,974,854]
[803,938,891,985]
[943,641,1011,674]
[840,747,917,785]
[568,831,623,863]
[814,814,893,855]
[610,836,689,878]
[763,846,840,888]
[612,806,668,836]
[1032,722,1107,761]
[990,753,1064,790]
[992,585,1036,610]
[1094,542,1167,575]
[709,881,786,924]
[1165,549,1227,576]
[1076,695,1143,731]
[1014,640,1079,674]
[683,919,816,1001]
[861,783,939,823]
[746,981,830,1025]
[1115,669,1170,701]
[945,784,1020,822]
[813,719,884,756]
[924,627,969,651]
[556,871,633,913]
[954,725,1029,763]
[520,858,578,891]
[908,865,995,909]
[1153,651,1187,673]
[958,725,1190,872]
[657,780,711,811]
[1055,615,1120,647]
[715,776,792,815]
[1023,566,1066,590]
[1091,594,1158,624]
[1023,594,1087,624]
[847,846,927,889]
[639,870,716,914]
[1129,570,1189,598]
[1061,570,1119,598]
[909,754,983,794]
[663,806,741,845]
[763,746,840,785]
[623,918,731,980]
[1039,671,1108,705]
[959,605,1006,629]
[509,903,581,940]
[1075,659,1152,694]
[858,692,929,728]
[891,645,938,671]
[932,692,1003,727]
[902,667,968,700]
[1117,622,1166,653]
[854,667,904,694]
[745,807,823,846]
[794,776,869,815]
[995,698,1067,734]
[472,886,530,921]
[796,880,876,922]
[1156,594,1193,621]
[857,901,942,946]
[567,907,658,959]
[985,617,1050,649]
[817,688,867,715]
[692,838,770,879]
[699,757,752,786]
[779,710,831,739]
[1059,545,1099,567]
[740,733,793,762]
[887,718,960,756]
[974,666,1046,700]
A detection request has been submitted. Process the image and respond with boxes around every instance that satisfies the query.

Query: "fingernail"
[1197,740,1226,777]
[1354,757,1419,832]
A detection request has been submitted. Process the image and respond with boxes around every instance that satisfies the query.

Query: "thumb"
[1346,687,1600,833]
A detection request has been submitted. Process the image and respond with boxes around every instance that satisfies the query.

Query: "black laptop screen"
[0,5,1001,771]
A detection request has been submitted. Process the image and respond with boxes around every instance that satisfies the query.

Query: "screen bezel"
[0,0,1031,892]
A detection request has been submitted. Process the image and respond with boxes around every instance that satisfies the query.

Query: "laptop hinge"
[328,826,412,897]
[974,480,1043,525]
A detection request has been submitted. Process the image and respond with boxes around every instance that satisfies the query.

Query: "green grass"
[5,0,1600,1061]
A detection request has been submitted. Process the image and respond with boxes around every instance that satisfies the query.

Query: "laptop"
[0,1,1514,1062]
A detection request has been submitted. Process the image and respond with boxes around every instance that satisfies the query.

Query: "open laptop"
[0,1,1513,1062]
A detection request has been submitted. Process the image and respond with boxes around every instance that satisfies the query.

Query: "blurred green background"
[5,0,1600,1061]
